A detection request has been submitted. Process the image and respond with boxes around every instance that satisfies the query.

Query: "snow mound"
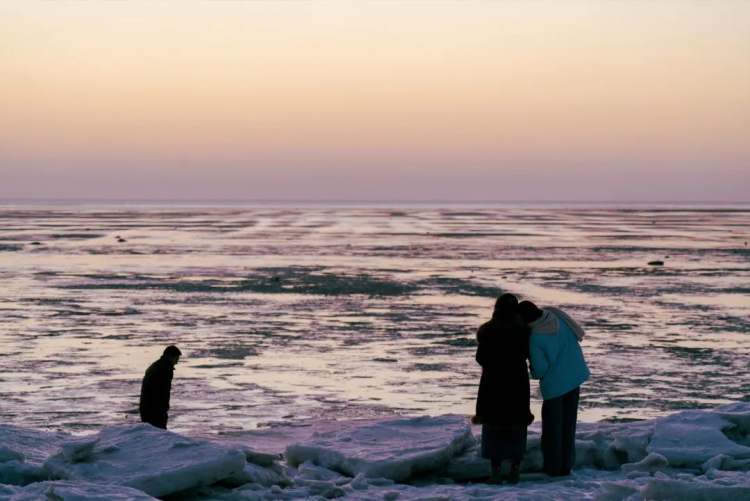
[285,414,474,481]
[0,480,157,500]
[43,424,246,498]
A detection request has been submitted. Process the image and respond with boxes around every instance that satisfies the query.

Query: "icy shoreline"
[2,403,749,500]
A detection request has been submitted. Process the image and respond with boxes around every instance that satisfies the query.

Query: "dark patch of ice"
[191,345,258,360]
[49,233,104,240]
[417,277,502,297]
[439,337,477,348]
[61,267,417,297]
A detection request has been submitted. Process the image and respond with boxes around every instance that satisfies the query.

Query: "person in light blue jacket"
[519,301,590,477]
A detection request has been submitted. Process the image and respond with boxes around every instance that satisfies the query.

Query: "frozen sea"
[0,204,748,437]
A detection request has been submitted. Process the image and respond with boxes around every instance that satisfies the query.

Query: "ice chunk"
[0,425,68,486]
[610,425,652,464]
[43,424,246,498]
[595,481,640,501]
[0,461,49,486]
[0,480,157,500]
[297,461,350,483]
[61,437,99,462]
[641,477,750,500]
[648,408,750,467]
[349,472,369,490]
[0,448,24,463]
[703,454,750,473]
[222,462,292,488]
[237,446,282,467]
[441,445,489,481]
[621,452,669,475]
[286,415,473,481]
[0,425,69,465]
[293,478,346,498]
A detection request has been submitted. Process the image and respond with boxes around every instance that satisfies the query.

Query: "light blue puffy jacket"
[529,308,590,400]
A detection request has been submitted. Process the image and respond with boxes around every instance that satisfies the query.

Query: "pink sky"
[1,1,748,202]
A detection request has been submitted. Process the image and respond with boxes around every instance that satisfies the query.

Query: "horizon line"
[2,197,750,206]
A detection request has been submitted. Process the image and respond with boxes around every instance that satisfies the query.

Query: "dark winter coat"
[139,356,174,428]
[474,313,533,427]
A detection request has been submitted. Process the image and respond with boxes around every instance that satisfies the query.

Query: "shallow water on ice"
[0,205,748,434]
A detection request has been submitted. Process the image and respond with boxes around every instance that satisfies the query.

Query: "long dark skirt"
[481,424,528,463]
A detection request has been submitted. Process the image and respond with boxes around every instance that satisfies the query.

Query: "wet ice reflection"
[0,206,748,435]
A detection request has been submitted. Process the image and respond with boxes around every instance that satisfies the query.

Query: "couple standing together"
[473,293,590,484]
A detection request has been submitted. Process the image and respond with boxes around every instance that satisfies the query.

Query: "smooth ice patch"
[286,414,473,481]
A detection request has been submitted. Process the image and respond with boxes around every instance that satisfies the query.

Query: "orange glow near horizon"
[1,1,749,201]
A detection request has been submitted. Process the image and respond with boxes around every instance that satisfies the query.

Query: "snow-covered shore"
[2,402,749,500]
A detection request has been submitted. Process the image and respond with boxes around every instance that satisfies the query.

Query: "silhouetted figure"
[139,345,181,429]
[474,293,533,484]
[519,301,590,477]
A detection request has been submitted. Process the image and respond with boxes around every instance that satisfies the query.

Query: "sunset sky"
[2,1,748,202]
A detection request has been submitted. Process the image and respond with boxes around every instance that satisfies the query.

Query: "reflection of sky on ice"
[0,206,748,435]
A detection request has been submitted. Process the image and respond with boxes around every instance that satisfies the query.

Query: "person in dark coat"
[473,293,533,484]
[139,345,181,429]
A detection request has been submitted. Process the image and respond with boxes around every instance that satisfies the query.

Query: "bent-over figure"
[139,345,181,429]
[520,301,589,477]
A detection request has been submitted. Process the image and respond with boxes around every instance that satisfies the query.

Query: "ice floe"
[42,424,246,497]
[0,425,69,486]
[286,414,474,481]
[0,481,157,500]
[0,403,748,499]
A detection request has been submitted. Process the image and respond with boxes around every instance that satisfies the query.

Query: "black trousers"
[541,386,580,476]
[140,410,168,429]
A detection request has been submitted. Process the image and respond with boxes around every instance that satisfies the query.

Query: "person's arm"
[528,335,550,380]
[475,324,491,367]
[149,365,172,412]
[475,341,491,367]
[162,370,173,411]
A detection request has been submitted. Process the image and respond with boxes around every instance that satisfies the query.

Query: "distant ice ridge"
[1,403,748,500]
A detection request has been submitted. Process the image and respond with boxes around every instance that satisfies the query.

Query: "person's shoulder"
[147,357,171,374]
[476,320,494,343]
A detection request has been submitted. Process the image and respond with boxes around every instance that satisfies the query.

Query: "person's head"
[494,293,519,314]
[492,293,519,322]
[162,345,182,366]
[518,300,543,324]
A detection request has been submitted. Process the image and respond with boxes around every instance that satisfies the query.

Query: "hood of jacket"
[546,306,585,341]
[528,309,559,335]
[529,307,585,341]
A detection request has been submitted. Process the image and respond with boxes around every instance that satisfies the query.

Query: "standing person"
[519,301,589,477]
[473,293,533,484]
[139,345,181,429]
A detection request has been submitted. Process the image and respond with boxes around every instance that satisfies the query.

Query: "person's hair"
[163,345,182,358]
[494,293,518,313]
[518,300,543,323]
